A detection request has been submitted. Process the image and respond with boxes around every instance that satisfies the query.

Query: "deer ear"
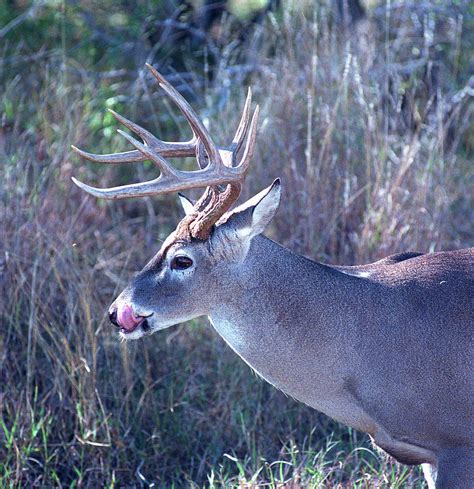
[222,178,281,242]
[178,193,195,216]
[247,178,281,238]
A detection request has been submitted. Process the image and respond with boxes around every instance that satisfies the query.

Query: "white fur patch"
[339,269,372,278]
[208,316,280,389]
[209,317,246,351]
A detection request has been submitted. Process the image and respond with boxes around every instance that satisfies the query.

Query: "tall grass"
[1,1,472,487]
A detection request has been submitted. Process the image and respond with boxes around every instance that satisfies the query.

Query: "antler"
[72,64,259,239]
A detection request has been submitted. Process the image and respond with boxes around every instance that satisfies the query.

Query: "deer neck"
[209,235,337,352]
[208,235,371,427]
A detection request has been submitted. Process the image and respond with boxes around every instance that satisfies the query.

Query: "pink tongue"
[117,304,141,331]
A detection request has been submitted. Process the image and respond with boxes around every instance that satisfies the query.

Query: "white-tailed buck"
[73,64,473,488]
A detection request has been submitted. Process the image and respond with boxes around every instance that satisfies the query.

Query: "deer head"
[72,64,281,339]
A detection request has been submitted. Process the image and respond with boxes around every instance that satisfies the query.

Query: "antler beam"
[72,64,259,238]
[71,109,258,200]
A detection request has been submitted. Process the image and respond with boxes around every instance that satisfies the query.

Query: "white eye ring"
[170,255,193,270]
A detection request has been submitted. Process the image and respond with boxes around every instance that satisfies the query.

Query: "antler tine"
[146,63,222,169]
[71,107,198,164]
[108,109,162,147]
[71,176,158,199]
[71,145,145,164]
[108,109,197,157]
[117,130,179,177]
[229,87,252,155]
[236,105,260,174]
[71,174,201,200]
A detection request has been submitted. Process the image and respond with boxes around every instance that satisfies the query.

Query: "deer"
[72,64,473,488]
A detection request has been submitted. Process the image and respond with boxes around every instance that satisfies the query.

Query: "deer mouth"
[117,305,152,334]
[119,317,154,339]
[120,315,153,335]
[120,321,142,334]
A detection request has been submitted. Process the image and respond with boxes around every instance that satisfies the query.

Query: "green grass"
[1,1,472,487]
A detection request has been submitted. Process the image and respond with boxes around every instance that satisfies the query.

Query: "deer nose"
[114,304,144,332]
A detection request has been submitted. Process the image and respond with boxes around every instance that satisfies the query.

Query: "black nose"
[109,307,120,328]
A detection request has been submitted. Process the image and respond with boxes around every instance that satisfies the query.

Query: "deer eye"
[171,255,193,270]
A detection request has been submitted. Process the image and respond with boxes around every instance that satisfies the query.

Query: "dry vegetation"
[1,1,472,487]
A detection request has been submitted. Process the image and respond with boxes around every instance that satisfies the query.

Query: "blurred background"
[1,0,472,487]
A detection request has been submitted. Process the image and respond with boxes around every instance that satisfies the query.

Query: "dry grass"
[1,1,472,487]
